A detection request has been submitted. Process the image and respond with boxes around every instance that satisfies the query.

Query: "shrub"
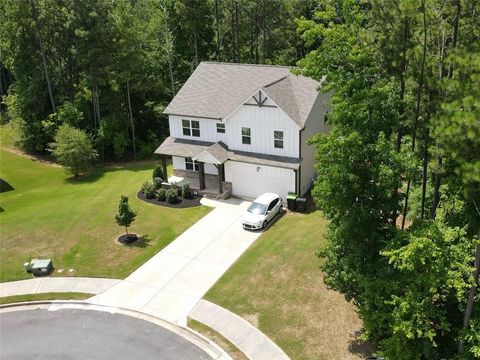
[153,177,163,190]
[152,166,164,181]
[141,181,156,199]
[181,182,191,199]
[155,187,166,201]
[165,188,178,204]
[49,124,97,177]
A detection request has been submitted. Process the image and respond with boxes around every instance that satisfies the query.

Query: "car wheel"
[262,220,267,229]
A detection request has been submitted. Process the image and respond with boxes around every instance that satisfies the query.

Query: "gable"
[244,90,277,108]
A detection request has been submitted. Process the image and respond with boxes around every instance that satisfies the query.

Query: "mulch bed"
[137,190,202,208]
[116,233,139,245]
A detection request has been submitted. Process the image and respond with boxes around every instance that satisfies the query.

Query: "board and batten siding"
[224,104,300,158]
[168,115,226,143]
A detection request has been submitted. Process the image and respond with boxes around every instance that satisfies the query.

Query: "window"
[324,111,330,124]
[182,120,200,137]
[185,157,199,171]
[242,127,251,145]
[274,131,283,149]
[216,122,225,133]
[268,198,279,212]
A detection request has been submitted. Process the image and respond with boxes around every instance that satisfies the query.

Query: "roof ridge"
[201,61,292,69]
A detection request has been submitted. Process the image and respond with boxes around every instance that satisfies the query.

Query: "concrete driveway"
[89,197,262,325]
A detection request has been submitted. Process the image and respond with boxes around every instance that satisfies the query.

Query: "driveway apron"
[89,198,262,326]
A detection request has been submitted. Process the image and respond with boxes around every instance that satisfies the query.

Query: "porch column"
[217,163,224,194]
[198,162,206,190]
[161,156,168,181]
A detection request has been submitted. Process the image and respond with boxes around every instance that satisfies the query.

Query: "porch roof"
[155,137,301,170]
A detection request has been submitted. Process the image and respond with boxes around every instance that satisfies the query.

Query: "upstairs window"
[182,120,200,137]
[242,127,251,145]
[216,122,225,133]
[185,157,199,171]
[274,131,284,149]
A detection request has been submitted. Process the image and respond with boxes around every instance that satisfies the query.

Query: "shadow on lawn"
[127,234,152,249]
[63,161,161,185]
[348,329,376,358]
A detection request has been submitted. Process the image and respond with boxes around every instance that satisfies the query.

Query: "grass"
[0,147,211,282]
[0,292,92,304]
[205,209,372,360]
[188,319,248,360]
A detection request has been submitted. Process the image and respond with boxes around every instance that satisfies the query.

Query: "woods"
[0,0,316,160]
[299,0,480,358]
[1,0,479,358]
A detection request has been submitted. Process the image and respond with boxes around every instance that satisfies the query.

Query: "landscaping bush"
[153,177,163,190]
[141,181,156,199]
[181,182,191,199]
[165,188,178,204]
[152,166,164,181]
[155,187,166,201]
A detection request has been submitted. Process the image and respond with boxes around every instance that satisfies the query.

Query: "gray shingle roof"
[163,62,320,128]
[155,137,301,170]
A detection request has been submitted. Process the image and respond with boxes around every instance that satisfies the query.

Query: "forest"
[0,0,316,159]
[1,0,480,359]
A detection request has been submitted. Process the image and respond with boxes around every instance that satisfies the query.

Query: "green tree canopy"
[114,195,137,235]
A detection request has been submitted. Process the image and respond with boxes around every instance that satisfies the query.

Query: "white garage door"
[225,161,296,200]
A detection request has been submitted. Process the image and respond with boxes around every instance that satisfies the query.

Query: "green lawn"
[0,148,211,282]
[205,210,372,360]
[0,292,92,304]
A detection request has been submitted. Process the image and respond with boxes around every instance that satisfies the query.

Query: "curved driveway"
[0,308,211,360]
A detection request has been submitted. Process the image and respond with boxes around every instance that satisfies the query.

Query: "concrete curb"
[0,301,232,360]
[190,300,290,360]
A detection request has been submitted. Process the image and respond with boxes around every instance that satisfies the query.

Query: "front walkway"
[88,197,262,326]
[0,277,120,297]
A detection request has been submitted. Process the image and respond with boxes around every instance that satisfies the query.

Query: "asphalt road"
[0,309,212,360]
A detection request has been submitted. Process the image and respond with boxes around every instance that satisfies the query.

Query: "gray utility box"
[24,259,53,276]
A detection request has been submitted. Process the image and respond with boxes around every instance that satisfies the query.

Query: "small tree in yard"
[49,124,97,177]
[115,195,137,238]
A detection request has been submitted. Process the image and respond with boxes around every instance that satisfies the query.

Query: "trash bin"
[30,259,53,276]
[296,197,306,213]
[287,193,297,211]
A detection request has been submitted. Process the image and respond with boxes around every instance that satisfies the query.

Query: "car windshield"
[247,202,267,215]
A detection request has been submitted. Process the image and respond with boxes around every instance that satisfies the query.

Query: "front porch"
[167,169,232,200]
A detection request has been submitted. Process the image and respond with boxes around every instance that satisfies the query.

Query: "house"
[154,62,330,200]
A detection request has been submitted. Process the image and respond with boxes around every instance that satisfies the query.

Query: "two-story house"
[154,62,330,200]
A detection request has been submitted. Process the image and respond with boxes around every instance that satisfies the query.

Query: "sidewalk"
[0,277,120,297]
[190,300,290,360]
[88,197,263,326]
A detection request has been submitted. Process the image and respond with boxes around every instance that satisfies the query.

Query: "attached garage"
[225,161,296,200]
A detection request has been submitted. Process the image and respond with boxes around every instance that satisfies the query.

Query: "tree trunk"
[459,239,480,353]
[125,226,129,235]
[126,80,136,160]
[401,0,428,229]
[420,126,429,220]
[30,0,56,113]
[235,0,240,62]
[193,30,198,68]
[215,0,221,61]
[161,11,176,96]
[262,0,266,61]
[231,6,236,62]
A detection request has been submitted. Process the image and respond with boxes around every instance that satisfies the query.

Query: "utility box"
[287,193,297,211]
[295,197,307,213]
[27,259,53,276]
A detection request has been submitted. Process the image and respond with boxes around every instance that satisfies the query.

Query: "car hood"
[242,211,265,224]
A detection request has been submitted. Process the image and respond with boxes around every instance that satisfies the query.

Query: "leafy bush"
[49,124,98,177]
[152,166,164,181]
[141,181,156,199]
[114,195,137,235]
[181,182,191,199]
[155,187,166,201]
[165,188,178,204]
[153,177,163,190]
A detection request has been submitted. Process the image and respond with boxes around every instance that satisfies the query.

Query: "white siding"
[225,105,300,158]
[172,156,217,175]
[299,90,332,195]
[169,115,227,143]
[225,161,295,200]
